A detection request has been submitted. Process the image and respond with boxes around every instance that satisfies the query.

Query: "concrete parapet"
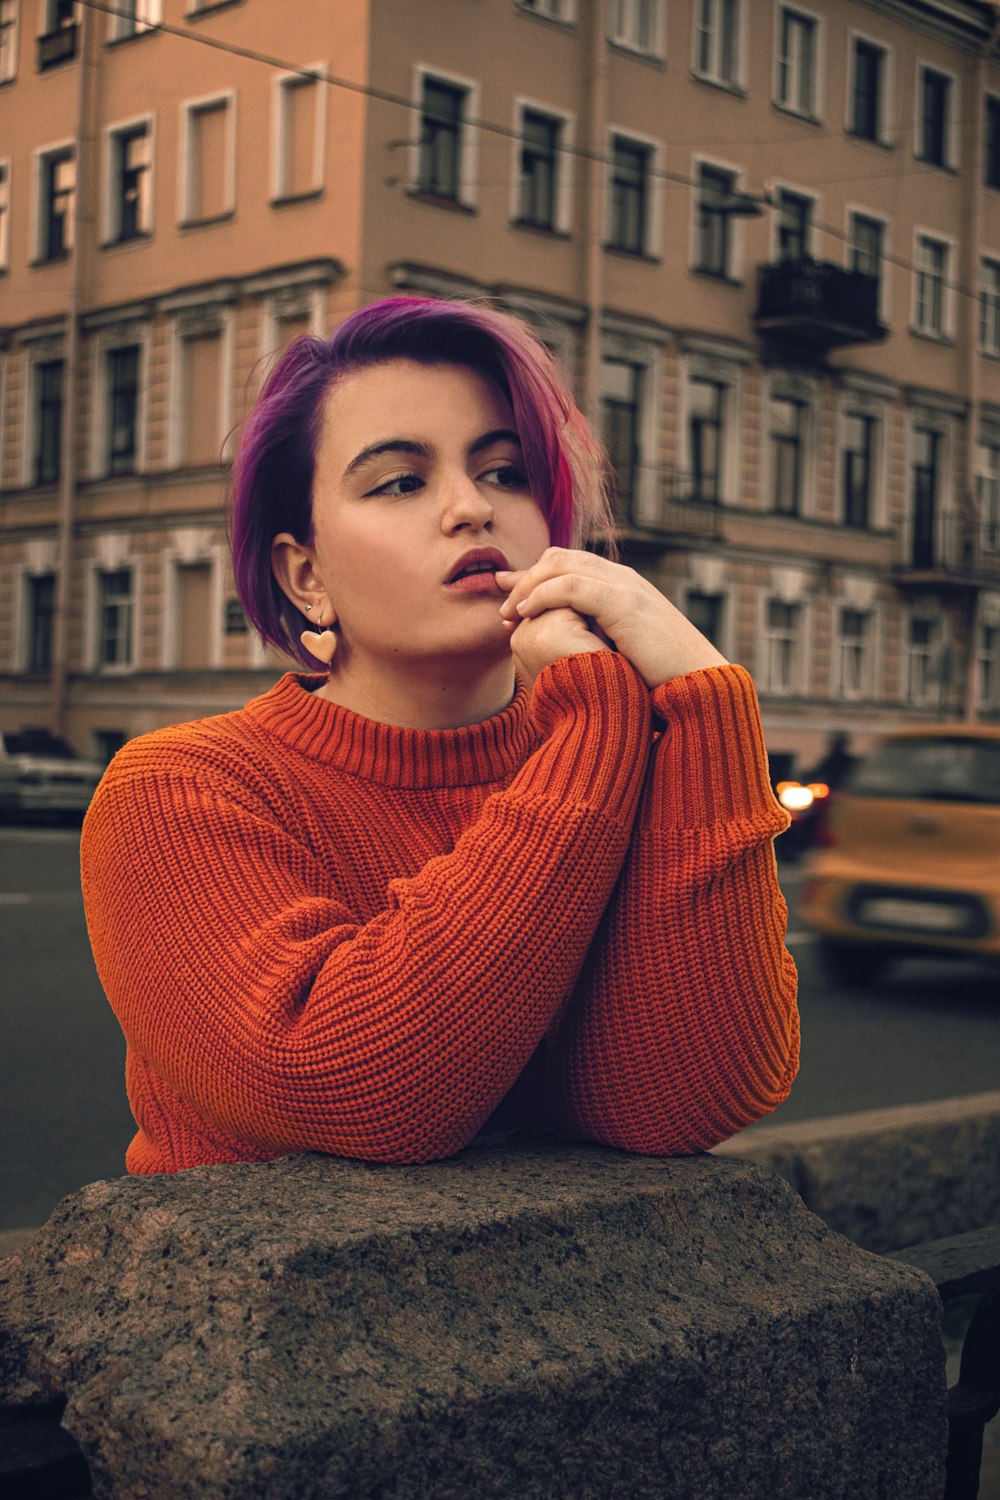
[714,1090,1000,1254]
[0,1139,946,1499]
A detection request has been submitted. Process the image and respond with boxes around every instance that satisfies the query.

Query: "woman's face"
[303,359,551,667]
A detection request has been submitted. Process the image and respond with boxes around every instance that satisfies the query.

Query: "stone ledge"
[714,1090,1000,1253]
[0,1138,945,1500]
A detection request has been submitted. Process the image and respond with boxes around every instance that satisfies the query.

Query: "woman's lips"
[444,572,504,594]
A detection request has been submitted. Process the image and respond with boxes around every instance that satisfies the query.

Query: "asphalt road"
[2,825,999,1233]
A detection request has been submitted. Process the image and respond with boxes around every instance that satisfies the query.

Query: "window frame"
[765,374,818,520]
[773,184,816,262]
[986,93,1000,192]
[773,3,822,122]
[102,113,154,245]
[836,605,875,701]
[0,0,19,83]
[32,355,63,486]
[680,355,742,506]
[692,0,744,91]
[692,158,742,279]
[106,0,161,42]
[410,65,480,210]
[34,140,75,262]
[23,569,56,674]
[511,98,574,235]
[0,158,9,271]
[846,206,889,322]
[904,611,941,708]
[846,31,889,145]
[517,0,577,23]
[166,305,235,470]
[178,89,237,227]
[606,126,662,258]
[608,0,665,60]
[978,619,1000,709]
[598,331,661,526]
[912,229,954,340]
[760,593,806,697]
[981,255,1000,356]
[94,563,136,674]
[916,61,957,170]
[270,63,328,204]
[976,437,1000,554]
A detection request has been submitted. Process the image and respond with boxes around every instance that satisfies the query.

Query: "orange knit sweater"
[80,652,798,1174]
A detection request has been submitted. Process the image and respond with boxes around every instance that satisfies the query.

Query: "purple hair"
[229,295,617,668]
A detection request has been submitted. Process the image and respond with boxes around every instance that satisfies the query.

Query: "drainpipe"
[581,0,608,435]
[962,14,1000,721]
[50,3,96,741]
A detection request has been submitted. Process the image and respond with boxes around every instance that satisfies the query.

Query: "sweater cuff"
[649,664,788,829]
[510,651,651,817]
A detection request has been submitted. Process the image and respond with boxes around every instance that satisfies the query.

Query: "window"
[224,597,248,634]
[911,426,941,568]
[106,345,140,474]
[906,616,938,706]
[109,0,160,40]
[694,0,740,87]
[109,122,152,241]
[519,0,574,18]
[0,161,8,270]
[770,394,806,515]
[182,95,233,223]
[763,599,802,695]
[33,359,63,485]
[97,567,134,670]
[274,70,324,201]
[979,623,1000,708]
[176,561,212,670]
[850,38,885,142]
[0,0,18,83]
[695,163,735,276]
[608,135,651,254]
[26,573,55,673]
[609,0,661,55]
[849,212,884,311]
[688,377,725,500]
[601,358,644,516]
[776,7,817,117]
[986,96,1000,190]
[418,76,466,201]
[976,441,1000,552]
[837,608,872,699]
[180,329,223,465]
[776,189,811,260]
[918,67,951,167]
[842,411,875,528]
[686,591,725,649]
[38,146,75,260]
[914,235,949,337]
[517,109,561,230]
[981,258,1000,355]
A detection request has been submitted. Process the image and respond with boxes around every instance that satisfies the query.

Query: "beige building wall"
[1,0,1000,776]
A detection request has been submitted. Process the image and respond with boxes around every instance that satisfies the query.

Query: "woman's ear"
[271,533,334,622]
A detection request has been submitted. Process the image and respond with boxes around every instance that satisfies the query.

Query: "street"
[2,825,999,1233]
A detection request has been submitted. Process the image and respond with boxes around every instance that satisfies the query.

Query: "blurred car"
[0,728,105,822]
[773,777,834,860]
[799,723,1000,985]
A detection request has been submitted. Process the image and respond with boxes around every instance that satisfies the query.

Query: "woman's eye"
[482,463,529,490]
[369,473,424,498]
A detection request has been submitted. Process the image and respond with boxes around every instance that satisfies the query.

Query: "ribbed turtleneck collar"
[243,672,538,789]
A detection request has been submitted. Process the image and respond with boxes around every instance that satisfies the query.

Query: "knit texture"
[80,651,799,1173]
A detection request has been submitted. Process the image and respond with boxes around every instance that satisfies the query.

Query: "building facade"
[2,0,1000,771]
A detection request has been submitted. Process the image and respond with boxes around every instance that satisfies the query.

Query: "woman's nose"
[440,472,496,530]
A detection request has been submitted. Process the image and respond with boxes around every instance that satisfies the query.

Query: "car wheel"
[817,938,891,988]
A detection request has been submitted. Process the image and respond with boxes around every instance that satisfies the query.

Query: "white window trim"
[681,580,735,662]
[518,0,577,24]
[608,0,666,60]
[258,284,325,369]
[36,0,79,34]
[410,64,481,211]
[166,306,236,470]
[834,596,879,702]
[86,536,139,676]
[31,137,74,263]
[12,543,57,673]
[510,97,575,235]
[690,153,750,282]
[835,391,889,531]
[106,0,161,41]
[757,585,810,697]
[980,253,1000,356]
[100,112,155,245]
[903,606,945,709]
[178,89,237,225]
[679,353,742,506]
[21,336,63,488]
[88,323,151,480]
[915,59,959,170]
[769,179,820,261]
[0,156,10,272]
[691,0,746,91]
[160,532,225,672]
[773,2,824,122]
[904,408,955,565]
[762,371,819,519]
[605,124,664,258]
[600,327,661,525]
[0,0,19,84]
[845,202,891,323]
[270,63,328,203]
[911,226,956,340]
[845,28,893,145]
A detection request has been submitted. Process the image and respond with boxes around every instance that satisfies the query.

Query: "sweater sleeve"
[80,652,651,1167]
[540,664,800,1156]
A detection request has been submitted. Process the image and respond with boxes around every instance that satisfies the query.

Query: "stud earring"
[300,603,337,666]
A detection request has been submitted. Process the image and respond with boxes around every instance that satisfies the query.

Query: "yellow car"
[800,723,1000,985]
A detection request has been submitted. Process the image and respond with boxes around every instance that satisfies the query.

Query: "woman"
[80,296,798,1175]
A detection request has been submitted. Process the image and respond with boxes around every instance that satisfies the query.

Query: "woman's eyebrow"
[468,427,522,457]
[343,438,431,479]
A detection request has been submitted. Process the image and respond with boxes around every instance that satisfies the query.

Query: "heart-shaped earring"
[300,604,337,665]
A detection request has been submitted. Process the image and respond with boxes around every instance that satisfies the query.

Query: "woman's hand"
[497,548,728,690]
[507,605,610,694]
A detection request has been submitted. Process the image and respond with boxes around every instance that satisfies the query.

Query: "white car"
[0,729,105,822]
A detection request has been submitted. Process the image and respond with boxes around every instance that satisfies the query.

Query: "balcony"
[614,470,725,546]
[37,23,78,70]
[892,514,1000,592]
[754,258,887,353]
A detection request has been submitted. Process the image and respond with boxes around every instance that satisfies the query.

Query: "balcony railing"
[37,22,78,69]
[893,514,1000,589]
[754,258,887,352]
[614,470,725,542]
